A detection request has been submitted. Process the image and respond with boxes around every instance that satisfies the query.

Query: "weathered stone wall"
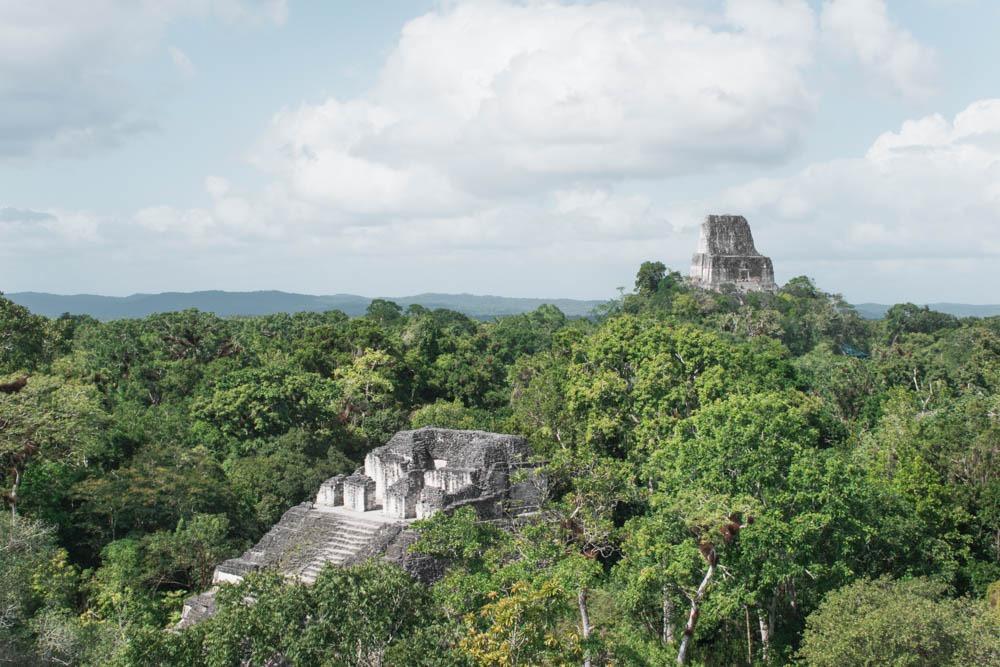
[416,487,444,520]
[364,427,535,519]
[690,214,776,293]
[696,214,760,256]
[344,474,377,512]
[385,475,422,519]
[424,466,477,493]
[378,427,531,472]
[316,475,344,507]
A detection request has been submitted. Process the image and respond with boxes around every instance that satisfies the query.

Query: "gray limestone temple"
[179,427,542,626]
[689,214,775,292]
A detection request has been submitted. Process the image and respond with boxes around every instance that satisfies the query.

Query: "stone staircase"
[181,505,397,627]
[293,514,384,583]
[212,504,395,585]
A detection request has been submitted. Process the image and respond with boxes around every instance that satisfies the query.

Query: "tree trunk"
[9,467,20,518]
[744,606,754,666]
[663,586,675,645]
[676,562,715,665]
[578,588,592,667]
[757,608,770,664]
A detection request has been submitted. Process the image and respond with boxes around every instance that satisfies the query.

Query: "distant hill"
[5,290,608,320]
[854,303,1000,320]
[10,291,999,322]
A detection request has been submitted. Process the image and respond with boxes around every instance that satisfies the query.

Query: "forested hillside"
[2,265,998,665]
[6,291,606,320]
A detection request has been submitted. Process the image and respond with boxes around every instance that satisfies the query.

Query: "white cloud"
[0,207,56,224]
[226,0,819,227]
[720,99,1000,270]
[168,46,196,77]
[820,0,937,99]
[0,0,285,158]
[114,0,827,281]
[135,205,215,237]
[0,206,100,255]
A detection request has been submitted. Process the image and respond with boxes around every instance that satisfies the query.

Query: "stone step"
[327,533,377,545]
[333,524,382,536]
[304,553,352,570]
[316,535,371,549]
[312,549,353,562]
[317,547,357,560]
[321,537,361,550]
[314,548,362,562]
[334,522,381,535]
[316,531,371,545]
[321,538,368,553]
[328,529,373,542]
[334,535,375,546]
[298,556,354,582]
[331,514,384,527]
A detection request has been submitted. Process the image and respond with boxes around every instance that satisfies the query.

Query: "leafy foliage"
[0,265,997,666]
[798,577,1000,666]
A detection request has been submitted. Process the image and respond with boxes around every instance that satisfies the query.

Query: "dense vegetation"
[1,264,998,665]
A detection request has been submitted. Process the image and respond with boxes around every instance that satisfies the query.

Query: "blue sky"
[2,0,999,303]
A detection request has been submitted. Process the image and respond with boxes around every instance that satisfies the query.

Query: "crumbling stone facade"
[178,427,542,627]
[362,427,537,520]
[689,214,775,292]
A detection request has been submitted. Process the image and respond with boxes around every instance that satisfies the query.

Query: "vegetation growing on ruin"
[1,266,999,665]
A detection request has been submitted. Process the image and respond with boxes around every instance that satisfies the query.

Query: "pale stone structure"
[315,475,344,507]
[178,427,542,627]
[689,214,775,292]
[343,474,378,512]
[362,427,535,520]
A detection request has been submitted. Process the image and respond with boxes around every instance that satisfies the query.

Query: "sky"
[1,0,999,303]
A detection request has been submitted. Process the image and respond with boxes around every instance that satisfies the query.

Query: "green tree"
[0,514,79,662]
[634,261,667,297]
[139,513,237,591]
[161,560,432,666]
[335,347,405,443]
[508,338,578,454]
[882,303,959,345]
[565,316,794,458]
[460,579,579,667]
[72,443,235,545]
[366,299,405,326]
[0,295,50,373]
[0,374,105,516]
[192,356,343,455]
[798,577,1000,667]
[225,428,352,530]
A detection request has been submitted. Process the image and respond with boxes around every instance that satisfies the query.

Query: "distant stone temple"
[689,215,775,292]
[179,428,542,627]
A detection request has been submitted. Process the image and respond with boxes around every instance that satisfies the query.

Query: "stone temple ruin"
[180,427,541,626]
[689,214,775,292]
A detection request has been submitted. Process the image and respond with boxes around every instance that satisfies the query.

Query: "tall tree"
[0,375,105,516]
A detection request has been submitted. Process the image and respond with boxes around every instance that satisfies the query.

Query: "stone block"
[343,474,377,512]
[316,475,345,507]
[416,487,444,520]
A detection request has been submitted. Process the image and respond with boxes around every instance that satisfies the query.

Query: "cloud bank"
[718,99,1000,298]
[0,0,286,158]
[133,1,819,238]
[820,0,938,99]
